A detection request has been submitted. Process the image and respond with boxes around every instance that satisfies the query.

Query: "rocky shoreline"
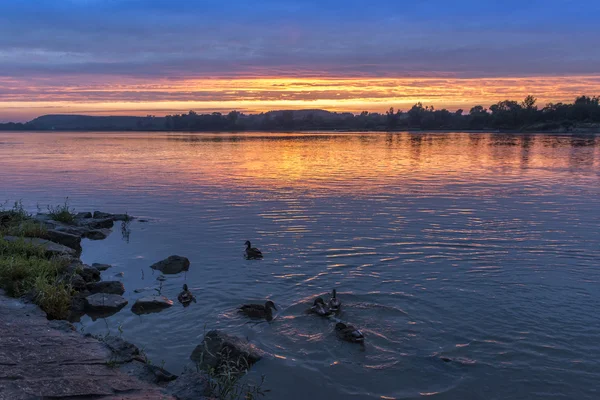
[0,208,267,400]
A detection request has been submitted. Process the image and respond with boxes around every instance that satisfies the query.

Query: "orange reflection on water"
[0,132,598,197]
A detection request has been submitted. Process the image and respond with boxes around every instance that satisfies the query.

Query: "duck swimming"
[239,300,277,321]
[310,297,333,317]
[335,322,364,343]
[244,241,263,259]
[177,284,196,305]
[328,289,341,313]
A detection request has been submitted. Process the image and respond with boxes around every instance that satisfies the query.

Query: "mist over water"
[1,131,599,399]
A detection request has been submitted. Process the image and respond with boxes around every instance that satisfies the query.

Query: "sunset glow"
[2,75,600,121]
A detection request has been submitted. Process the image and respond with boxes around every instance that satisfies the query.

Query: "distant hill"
[2,96,598,132]
[28,115,165,131]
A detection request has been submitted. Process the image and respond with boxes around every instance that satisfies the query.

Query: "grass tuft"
[196,347,269,400]
[47,198,76,225]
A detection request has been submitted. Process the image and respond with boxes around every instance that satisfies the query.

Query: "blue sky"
[1,0,598,78]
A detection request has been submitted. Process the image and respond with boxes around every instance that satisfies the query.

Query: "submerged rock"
[93,211,132,221]
[150,255,190,274]
[86,281,125,295]
[131,296,174,315]
[83,229,111,240]
[85,293,128,313]
[84,218,114,230]
[190,330,264,373]
[2,236,76,257]
[92,263,112,271]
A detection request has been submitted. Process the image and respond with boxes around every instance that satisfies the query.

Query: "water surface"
[1,131,599,399]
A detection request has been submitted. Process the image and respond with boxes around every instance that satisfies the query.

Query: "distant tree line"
[2,95,599,132]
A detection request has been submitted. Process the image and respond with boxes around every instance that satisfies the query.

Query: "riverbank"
[0,203,268,400]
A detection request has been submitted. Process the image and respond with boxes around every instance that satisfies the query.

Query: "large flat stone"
[85,293,128,312]
[0,290,174,400]
[150,255,190,274]
[46,229,82,251]
[131,296,173,315]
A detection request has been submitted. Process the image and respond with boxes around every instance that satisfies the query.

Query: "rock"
[190,330,264,373]
[79,265,101,282]
[70,274,88,291]
[83,228,111,240]
[2,236,76,257]
[120,362,178,385]
[115,272,125,278]
[93,211,113,219]
[166,368,213,400]
[131,296,173,315]
[68,292,88,322]
[92,263,112,271]
[86,281,125,295]
[75,211,93,219]
[85,293,128,313]
[150,255,190,275]
[102,335,141,363]
[134,287,152,293]
[79,218,114,230]
[46,229,82,251]
[93,211,132,221]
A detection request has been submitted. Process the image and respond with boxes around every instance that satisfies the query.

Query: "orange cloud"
[1,75,599,121]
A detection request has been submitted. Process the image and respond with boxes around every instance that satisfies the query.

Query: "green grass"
[47,198,76,225]
[196,346,269,400]
[0,237,72,319]
[1,200,32,233]
[5,220,49,238]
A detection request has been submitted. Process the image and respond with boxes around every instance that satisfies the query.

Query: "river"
[1,131,599,399]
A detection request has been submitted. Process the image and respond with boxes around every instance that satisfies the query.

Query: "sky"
[1,0,599,122]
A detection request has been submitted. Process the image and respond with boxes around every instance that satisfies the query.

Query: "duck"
[310,297,333,317]
[177,284,196,305]
[244,240,263,259]
[335,322,365,343]
[328,289,341,313]
[239,300,277,321]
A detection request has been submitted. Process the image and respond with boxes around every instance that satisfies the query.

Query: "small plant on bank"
[1,200,32,234]
[196,347,269,400]
[47,197,77,224]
